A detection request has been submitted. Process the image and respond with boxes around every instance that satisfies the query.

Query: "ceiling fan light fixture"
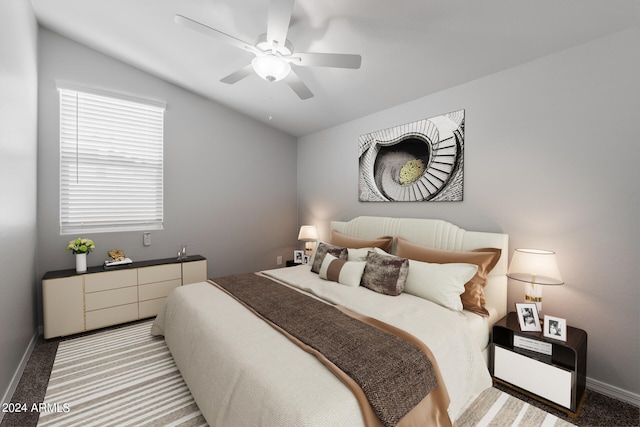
[252,54,291,82]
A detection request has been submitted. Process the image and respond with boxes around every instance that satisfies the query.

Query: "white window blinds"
[59,87,165,235]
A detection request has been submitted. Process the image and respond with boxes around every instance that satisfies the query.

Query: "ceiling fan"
[175,0,362,100]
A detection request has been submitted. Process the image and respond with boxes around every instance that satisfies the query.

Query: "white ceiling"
[31,0,639,137]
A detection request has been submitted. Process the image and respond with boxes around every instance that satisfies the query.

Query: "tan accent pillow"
[330,230,393,252]
[361,251,409,296]
[396,237,501,317]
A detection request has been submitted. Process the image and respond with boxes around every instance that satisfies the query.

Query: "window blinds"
[59,87,165,234]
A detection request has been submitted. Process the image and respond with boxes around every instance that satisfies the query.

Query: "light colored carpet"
[37,320,575,427]
[457,386,576,427]
[37,321,206,427]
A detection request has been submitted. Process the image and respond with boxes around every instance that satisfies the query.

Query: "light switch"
[143,232,151,246]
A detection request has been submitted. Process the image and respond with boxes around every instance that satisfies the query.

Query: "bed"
[151,216,508,426]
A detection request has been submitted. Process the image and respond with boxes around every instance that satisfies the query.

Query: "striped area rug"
[38,321,207,427]
[457,386,575,427]
[37,320,573,427]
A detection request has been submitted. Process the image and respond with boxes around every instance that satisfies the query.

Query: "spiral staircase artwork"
[358,110,464,202]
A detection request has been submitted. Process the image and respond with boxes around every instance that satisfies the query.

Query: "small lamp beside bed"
[507,248,564,313]
[298,225,319,256]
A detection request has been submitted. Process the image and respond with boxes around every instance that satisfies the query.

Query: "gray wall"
[37,29,298,316]
[0,0,39,408]
[297,27,639,400]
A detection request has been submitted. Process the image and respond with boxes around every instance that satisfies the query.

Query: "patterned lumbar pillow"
[360,251,409,296]
[318,253,367,287]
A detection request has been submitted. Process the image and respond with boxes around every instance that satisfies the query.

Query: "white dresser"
[42,255,207,339]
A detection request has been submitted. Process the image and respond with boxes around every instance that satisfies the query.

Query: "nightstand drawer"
[491,312,587,415]
[494,346,573,408]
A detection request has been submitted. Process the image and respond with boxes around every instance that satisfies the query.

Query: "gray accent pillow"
[361,251,409,296]
[310,242,348,274]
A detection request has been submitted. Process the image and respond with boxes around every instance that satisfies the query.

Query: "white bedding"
[264,265,493,419]
[152,281,364,427]
[152,265,493,426]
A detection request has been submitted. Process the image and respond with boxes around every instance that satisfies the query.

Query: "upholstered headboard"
[331,216,509,319]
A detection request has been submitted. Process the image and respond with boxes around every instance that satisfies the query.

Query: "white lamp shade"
[251,54,291,82]
[507,248,563,285]
[298,225,319,241]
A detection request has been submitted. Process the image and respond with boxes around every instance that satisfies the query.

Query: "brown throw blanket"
[211,273,452,427]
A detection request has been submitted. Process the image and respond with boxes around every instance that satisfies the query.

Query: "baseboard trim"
[587,377,640,407]
[0,329,39,424]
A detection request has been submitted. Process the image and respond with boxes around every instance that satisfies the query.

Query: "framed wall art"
[358,110,464,202]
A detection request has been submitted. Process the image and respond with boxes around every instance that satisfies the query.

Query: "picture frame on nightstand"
[544,315,567,341]
[515,303,542,331]
[293,250,304,264]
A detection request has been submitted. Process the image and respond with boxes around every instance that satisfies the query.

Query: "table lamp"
[298,225,319,256]
[507,248,563,312]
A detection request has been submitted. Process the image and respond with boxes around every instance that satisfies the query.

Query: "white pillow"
[404,260,478,311]
[347,247,373,261]
[319,253,367,287]
[373,247,392,256]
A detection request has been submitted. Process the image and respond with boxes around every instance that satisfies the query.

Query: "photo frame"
[293,250,304,264]
[544,315,567,341]
[303,255,310,265]
[515,303,542,332]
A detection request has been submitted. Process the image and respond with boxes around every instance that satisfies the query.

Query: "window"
[58,85,165,234]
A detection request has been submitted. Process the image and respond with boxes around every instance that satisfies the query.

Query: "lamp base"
[304,241,315,257]
[524,282,542,313]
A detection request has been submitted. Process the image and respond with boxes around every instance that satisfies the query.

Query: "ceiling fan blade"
[267,0,294,47]
[292,52,362,69]
[220,64,255,84]
[175,14,259,55]
[283,70,314,100]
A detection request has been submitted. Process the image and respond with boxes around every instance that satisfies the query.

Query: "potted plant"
[66,238,95,273]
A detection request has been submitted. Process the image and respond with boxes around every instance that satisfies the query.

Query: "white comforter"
[151,265,491,426]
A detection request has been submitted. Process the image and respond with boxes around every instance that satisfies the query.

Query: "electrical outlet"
[277,256,283,265]
[143,232,151,246]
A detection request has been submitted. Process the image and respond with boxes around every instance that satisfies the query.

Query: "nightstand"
[491,312,587,417]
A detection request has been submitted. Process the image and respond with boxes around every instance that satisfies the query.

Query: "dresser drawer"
[85,303,138,330]
[85,269,137,293]
[182,260,207,285]
[138,264,181,285]
[85,286,138,311]
[138,279,181,301]
[139,298,167,319]
[42,276,84,339]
